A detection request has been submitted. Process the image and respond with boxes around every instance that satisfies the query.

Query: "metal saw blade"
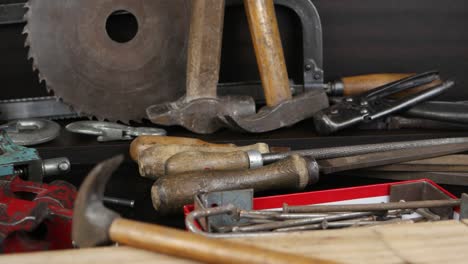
[23,0,191,122]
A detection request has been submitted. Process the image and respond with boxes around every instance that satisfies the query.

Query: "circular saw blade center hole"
[106,10,139,43]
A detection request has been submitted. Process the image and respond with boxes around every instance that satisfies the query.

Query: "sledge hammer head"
[72,156,123,248]
[222,89,329,133]
[147,96,256,134]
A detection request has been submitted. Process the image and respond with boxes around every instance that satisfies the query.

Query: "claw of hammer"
[222,89,328,133]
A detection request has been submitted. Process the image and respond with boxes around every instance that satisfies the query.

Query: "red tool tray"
[184,179,460,222]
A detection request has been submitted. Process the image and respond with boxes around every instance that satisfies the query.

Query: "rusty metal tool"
[22,0,330,123]
[272,219,415,232]
[313,72,454,135]
[186,188,459,236]
[147,0,255,134]
[163,137,468,175]
[221,0,329,133]
[231,212,377,233]
[282,199,462,214]
[187,207,415,236]
[152,143,468,214]
[186,205,375,236]
[24,0,191,122]
[72,155,335,264]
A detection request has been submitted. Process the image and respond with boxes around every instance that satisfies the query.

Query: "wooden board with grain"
[1,220,468,264]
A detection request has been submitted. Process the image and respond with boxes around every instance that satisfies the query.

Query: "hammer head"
[146,95,256,134]
[72,155,123,248]
[222,90,329,133]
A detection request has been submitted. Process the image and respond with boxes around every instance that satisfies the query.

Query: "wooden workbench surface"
[2,220,467,264]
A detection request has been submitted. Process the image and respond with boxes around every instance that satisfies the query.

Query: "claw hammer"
[73,156,337,264]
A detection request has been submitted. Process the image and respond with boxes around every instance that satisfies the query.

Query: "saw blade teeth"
[46,85,54,93]
[37,72,45,83]
[27,50,33,60]
[22,5,31,25]
[25,39,31,49]
[21,0,190,122]
[22,26,29,36]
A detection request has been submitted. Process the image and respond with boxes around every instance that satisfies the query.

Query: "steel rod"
[262,137,468,163]
[283,199,460,214]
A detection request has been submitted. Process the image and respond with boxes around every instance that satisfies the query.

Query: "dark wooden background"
[1,0,468,100]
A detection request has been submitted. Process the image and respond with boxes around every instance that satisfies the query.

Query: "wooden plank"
[1,221,467,264]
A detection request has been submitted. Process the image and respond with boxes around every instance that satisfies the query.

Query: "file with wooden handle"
[138,143,270,179]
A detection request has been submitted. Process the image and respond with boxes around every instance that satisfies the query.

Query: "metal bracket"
[195,189,254,233]
[390,182,455,220]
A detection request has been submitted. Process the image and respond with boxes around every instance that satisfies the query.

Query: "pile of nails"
[199,199,458,235]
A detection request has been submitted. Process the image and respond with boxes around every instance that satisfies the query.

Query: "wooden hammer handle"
[152,155,315,214]
[244,0,292,107]
[130,136,236,161]
[166,151,251,175]
[185,0,225,99]
[110,218,335,264]
[138,143,270,179]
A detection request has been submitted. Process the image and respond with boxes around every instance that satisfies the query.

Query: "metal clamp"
[66,121,166,142]
[226,0,324,91]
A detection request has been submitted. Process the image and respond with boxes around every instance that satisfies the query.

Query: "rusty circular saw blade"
[23,0,191,122]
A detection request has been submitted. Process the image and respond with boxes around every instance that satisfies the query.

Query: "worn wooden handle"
[185,0,225,99]
[166,151,250,175]
[110,218,333,264]
[152,155,315,214]
[139,143,270,179]
[130,136,236,161]
[341,73,413,96]
[244,0,292,107]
